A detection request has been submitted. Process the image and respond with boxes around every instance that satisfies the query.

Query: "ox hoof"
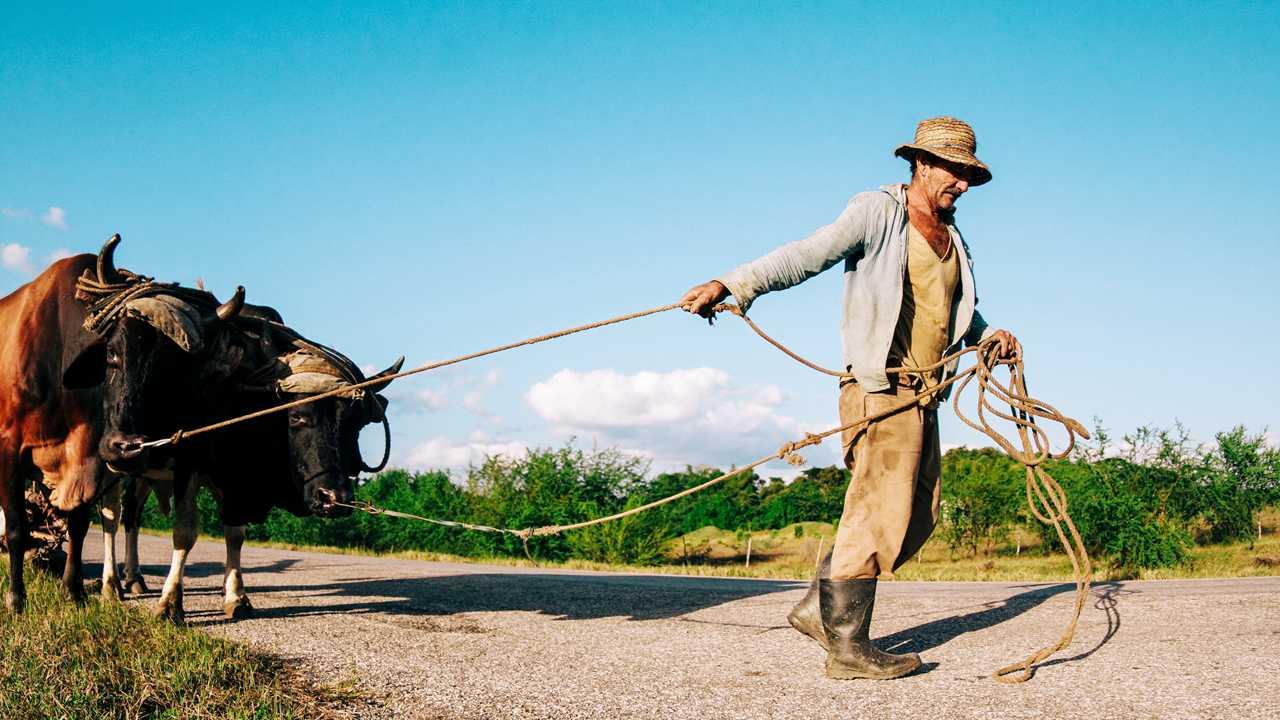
[155,594,185,624]
[101,578,124,602]
[127,578,150,596]
[223,598,254,620]
[4,590,24,614]
[64,581,87,605]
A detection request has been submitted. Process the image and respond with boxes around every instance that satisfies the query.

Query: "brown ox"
[0,254,109,610]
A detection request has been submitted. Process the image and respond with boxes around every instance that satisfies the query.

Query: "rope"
[114,294,1091,682]
[75,269,223,335]
[133,303,682,450]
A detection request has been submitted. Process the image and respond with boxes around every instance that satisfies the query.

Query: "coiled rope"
[122,299,1092,682]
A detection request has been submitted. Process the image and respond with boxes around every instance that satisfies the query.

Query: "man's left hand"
[989,329,1022,360]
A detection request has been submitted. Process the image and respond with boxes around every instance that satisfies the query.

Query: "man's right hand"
[680,280,730,319]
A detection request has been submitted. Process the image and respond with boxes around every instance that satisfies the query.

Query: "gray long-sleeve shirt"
[716,183,993,400]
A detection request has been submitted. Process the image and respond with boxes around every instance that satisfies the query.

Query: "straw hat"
[894,116,992,186]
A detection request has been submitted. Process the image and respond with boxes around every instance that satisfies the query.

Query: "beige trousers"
[829,379,942,580]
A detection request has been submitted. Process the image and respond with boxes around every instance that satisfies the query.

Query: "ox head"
[63,236,249,474]
[266,340,402,516]
[63,236,400,518]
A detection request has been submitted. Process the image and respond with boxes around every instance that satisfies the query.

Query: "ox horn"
[215,286,246,322]
[366,355,405,394]
[97,234,123,284]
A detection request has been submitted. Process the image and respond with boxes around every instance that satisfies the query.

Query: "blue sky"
[2,2,1277,479]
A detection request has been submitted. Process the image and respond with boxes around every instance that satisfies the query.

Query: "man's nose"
[954,179,969,193]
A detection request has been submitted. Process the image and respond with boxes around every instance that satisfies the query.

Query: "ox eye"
[105,351,121,368]
[288,415,313,428]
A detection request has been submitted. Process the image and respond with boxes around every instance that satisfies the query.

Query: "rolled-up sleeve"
[964,307,995,347]
[716,195,871,313]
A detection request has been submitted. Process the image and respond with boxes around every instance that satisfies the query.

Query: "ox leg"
[1,457,25,613]
[222,525,253,619]
[98,481,124,600]
[61,503,90,603]
[156,482,198,624]
[121,479,150,595]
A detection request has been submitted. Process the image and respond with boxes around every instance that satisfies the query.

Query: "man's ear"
[62,339,108,390]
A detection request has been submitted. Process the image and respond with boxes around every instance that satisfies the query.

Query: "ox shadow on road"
[223,569,806,623]
[140,554,1125,667]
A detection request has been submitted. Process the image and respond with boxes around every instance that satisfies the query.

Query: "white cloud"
[47,248,74,263]
[526,367,836,477]
[1,207,32,220]
[527,368,730,427]
[454,368,502,418]
[417,388,449,411]
[400,434,529,472]
[385,369,502,418]
[462,391,484,412]
[40,206,68,230]
[1,243,34,274]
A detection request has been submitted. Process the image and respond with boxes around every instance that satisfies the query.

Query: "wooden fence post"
[814,536,824,571]
[745,536,753,568]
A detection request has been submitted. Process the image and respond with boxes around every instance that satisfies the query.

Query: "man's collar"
[880,183,908,207]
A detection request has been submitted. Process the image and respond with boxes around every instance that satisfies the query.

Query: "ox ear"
[62,335,108,390]
[370,393,390,421]
[365,356,405,394]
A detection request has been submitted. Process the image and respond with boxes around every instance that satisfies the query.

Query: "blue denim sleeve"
[716,195,872,313]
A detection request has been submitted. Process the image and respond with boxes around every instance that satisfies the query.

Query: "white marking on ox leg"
[222,525,253,619]
[156,483,198,623]
[99,484,123,600]
[156,546,190,623]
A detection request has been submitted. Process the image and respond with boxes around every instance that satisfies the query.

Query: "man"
[680,117,1020,680]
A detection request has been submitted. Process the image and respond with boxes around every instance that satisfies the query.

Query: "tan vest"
[890,222,960,387]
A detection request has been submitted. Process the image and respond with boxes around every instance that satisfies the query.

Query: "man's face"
[916,154,976,212]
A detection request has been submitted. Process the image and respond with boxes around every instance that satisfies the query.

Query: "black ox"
[1,236,397,617]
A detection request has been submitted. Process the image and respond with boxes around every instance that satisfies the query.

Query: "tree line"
[141,424,1279,571]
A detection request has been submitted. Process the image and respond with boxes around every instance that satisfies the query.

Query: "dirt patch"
[371,606,491,634]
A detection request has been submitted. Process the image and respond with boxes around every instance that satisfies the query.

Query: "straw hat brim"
[894,144,992,186]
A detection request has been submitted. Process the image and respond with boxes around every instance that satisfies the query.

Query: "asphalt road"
[84,533,1280,720]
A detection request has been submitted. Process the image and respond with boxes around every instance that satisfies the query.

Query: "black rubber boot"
[786,549,832,648]
[819,578,921,680]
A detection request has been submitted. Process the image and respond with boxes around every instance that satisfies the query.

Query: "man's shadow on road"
[873,581,1126,658]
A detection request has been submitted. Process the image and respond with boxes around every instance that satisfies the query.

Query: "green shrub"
[130,424,1277,572]
[1037,458,1193,570]
[940,448,1023,556]
[1197,427,1280,543]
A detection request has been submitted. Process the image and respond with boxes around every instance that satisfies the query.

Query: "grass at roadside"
[0,562,358,720]
[145,511,1280,584]
[655,521,1280,582]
